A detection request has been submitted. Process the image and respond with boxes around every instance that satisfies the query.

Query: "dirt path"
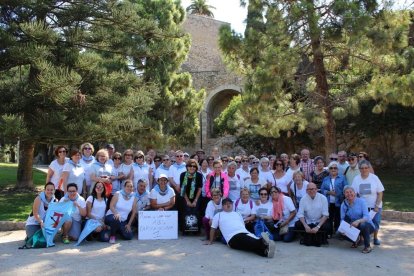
[0,220,413,275]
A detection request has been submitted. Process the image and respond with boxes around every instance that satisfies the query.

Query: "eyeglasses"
[188,165,197,168]
[162,159,170,161]
[330,158,338,161]
[306,188,317,191]
[329,167,338,170]
[260,193,268,196]
[348,157,356,161]
[83,147,92,150]
[271,191,278,194]
[207,158,214,161]
[68,190,77,193]
[176,155,183,157]
[58,150,67,153]
[113,157,121,160]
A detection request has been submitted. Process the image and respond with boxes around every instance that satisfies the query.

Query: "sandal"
[62,235,70,244]
[362,247,372,254]
[351,243,358,248]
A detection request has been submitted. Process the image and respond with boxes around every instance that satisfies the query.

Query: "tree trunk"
[16,140,35,189]
[306,0,337,158]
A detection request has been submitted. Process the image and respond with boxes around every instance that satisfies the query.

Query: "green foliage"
[214,95,242,135]
[218,1,414,155]
[186,0,215,18]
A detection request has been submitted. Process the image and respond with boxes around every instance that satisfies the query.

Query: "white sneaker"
[261,232,275,258]
[109,236,116,244]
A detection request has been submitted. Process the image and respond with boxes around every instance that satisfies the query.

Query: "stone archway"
[201,85,241,143]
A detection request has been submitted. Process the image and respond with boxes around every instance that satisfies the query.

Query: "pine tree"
[219,0,413,157]
[0,0,202,188]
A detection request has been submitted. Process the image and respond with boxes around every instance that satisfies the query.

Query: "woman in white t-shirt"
[234,188,256,233]
[289,171,309,209]
[272,158,292,195]
[254,187,274,237]
[85,182,110,242]
[243,168,267,201]
[202,188,222,240]
[259,157,273,187]
[149,174,175,210]
[61,148,86,197]
[46,145,68,199]
[270,186,297,242]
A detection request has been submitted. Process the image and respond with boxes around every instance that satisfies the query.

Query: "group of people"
[25,144,384,256]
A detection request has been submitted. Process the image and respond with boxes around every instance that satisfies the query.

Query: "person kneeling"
[205,198,275,258]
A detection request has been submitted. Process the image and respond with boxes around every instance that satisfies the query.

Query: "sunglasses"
[358,155,364,158]
[208,158,214,161]
[135,156,144,159]
[113,157,121,160]
[260,193,268,196]
[124,154,133,157]
[329,167,338,170]
[236,161,241,164]
[330,158,338,161]
[176,155,183,157]
[83,147,92,150]
[242,160,249,163]
[252,162,259,164]
[58,150,67,153]
[162,159,170,161]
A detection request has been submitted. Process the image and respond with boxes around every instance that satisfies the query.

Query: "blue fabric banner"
[42,201,74,247]
[75,219,102,246]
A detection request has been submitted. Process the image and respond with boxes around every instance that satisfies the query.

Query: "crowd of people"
[26,144,384,256]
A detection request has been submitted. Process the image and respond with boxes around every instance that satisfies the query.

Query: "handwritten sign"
[138,211,178,240]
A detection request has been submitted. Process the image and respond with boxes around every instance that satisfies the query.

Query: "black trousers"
[228,233,266,257]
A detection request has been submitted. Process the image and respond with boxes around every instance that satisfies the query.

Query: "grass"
[0,163,413,221]
[0,163,46,221]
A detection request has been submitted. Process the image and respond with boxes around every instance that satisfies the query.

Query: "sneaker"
[109,236,116,244]
[374,238,381,245]
[261,232,275,258]
[62,236,70,244]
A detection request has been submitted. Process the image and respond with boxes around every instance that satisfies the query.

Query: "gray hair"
[328,161,339,168]
[343,185,355,193]
[227,161,237,168]
[358,159,371,168]
[260,157,269,165]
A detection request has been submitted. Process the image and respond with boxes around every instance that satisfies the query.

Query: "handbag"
[19,229,46,249]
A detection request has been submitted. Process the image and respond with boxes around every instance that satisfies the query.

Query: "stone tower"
[182,14,242,150]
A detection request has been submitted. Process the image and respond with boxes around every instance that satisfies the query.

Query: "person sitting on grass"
[25,182,57,240]
[205,197,275,258]
[60,183,87,244]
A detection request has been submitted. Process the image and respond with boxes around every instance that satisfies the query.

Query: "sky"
[181,0,413,34]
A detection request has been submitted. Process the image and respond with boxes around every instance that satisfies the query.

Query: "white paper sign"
[138,211,178,240]
[338,220,361,242]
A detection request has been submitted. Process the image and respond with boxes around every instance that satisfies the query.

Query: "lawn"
[0,163,413,222]
[0,163,46,221]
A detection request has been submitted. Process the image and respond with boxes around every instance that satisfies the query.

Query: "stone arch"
[203,85,242,139]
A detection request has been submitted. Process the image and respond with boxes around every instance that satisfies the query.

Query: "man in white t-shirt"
[205,198,275,258]
[168,150,186,194]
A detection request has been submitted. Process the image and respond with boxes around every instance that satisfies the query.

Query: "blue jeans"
[104,215,133,240]
[273,227,295,242]
[358,222,375,248]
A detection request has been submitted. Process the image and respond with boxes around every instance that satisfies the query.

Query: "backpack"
[19,229,46,249]
[235,198,253,210]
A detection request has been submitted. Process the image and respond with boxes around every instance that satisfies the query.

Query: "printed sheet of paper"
[338,220,360,242]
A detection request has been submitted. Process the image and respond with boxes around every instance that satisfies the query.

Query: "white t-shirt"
[227,174,242,201]
[149,186,175,205]
[168,163,187,187]
[200,169,211,197]
[204,199,222,219]
[234,199,256,219]
[259,170,274,186]
[211,211,254,243]
[155,166,170,181]
[86,196,107,221]
[63,162,85,195]
[274,173,292,194]
[49,159,68,188]
[242,179,267,200]
[255,201,273,218]
[132,163,151,192]
[59,196,86,222]
[352,173,385,208]
[280,196,298,227]
[79,158,95,188]
[285,168,299,183]
[290,181,308,207]
[236,168,250,183]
